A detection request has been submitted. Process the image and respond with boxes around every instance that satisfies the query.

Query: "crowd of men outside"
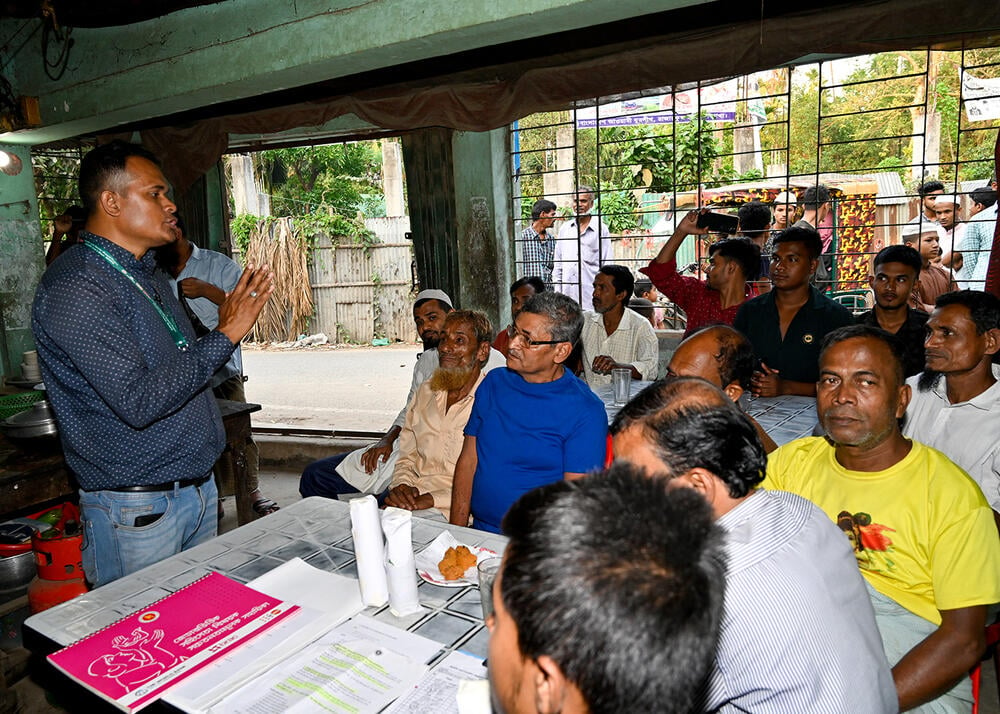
[31,140,1000,714]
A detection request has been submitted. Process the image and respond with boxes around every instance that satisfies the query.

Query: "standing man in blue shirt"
[33,140,273,587]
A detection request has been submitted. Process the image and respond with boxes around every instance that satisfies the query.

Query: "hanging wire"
[41,1,73,81]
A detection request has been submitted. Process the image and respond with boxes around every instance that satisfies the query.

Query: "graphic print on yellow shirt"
[763,437,1000,625]
[836,511,896,573]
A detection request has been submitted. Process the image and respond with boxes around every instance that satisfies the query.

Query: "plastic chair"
[971,622,1000,714]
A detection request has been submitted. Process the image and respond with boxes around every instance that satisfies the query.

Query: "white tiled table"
[593,380,818,447]
[590,379,654,424]
[744,394,819,446]
[24,497,506,664]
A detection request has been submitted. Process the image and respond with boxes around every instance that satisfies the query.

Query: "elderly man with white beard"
[383,310,494,520]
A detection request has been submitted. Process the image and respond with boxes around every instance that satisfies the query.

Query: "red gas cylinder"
[27,505,88,613]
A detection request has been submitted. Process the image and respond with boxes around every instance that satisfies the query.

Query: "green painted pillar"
[401,126,513,332]
[452,128,513,332]
[0,144,43,379]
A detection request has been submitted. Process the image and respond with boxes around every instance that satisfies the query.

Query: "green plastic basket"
[0,391,45,421]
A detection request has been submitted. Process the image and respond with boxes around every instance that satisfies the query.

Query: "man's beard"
[917,369,943,392]
[422,334,441,350]
[430,365,475,392]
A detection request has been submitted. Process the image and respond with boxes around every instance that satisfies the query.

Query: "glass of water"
[477,557,503,620]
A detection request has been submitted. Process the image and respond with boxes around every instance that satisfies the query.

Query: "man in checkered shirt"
[520,198,557,283]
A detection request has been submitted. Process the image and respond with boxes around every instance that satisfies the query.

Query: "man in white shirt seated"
[579,265,659,386]
[611,377,898,713]
[903,289,1000,520]
[487,463,726,714]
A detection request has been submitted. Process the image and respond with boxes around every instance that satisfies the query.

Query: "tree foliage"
[254,142,384,217]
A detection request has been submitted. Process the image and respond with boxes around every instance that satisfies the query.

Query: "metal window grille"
[511,45,1000,326]
[31,140,91,250]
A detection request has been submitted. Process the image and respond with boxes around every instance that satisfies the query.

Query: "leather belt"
[110,474,211,493]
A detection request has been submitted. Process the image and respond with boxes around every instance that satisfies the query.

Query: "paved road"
[242,344,420,431]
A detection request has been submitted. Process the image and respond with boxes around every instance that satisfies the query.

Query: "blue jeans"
[79,477,217,588]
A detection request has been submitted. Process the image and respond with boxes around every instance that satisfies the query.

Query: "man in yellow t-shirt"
[764,324,1000,713]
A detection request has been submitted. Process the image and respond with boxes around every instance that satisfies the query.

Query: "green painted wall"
[0,144,43,378]
[1,0,694,145]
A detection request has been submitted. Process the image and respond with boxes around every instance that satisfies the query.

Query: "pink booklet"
[48,571,299,712]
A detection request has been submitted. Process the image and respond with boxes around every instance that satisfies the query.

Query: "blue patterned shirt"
[519,226,554,284]
[32,233,234,490]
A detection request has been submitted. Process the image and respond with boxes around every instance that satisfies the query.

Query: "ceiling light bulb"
[0,151,22,176]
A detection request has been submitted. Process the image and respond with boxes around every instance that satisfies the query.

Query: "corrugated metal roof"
[871,172,908,206]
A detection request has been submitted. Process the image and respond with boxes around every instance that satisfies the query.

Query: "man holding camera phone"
[641,209,759,335]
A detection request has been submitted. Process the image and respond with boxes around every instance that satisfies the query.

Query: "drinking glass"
[612,367,632,407]
[477,557,503,620]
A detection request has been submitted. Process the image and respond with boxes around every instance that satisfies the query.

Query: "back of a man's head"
[709,237,761,281]
[519,291,584,345]
[79,140,161,216]
[497,462,725,714]
[971,186,997,210]
[687,325,756,391]
[737,201,773,236]
[772,226,823,260]
[611,377,766,498]
[801,184,831,211]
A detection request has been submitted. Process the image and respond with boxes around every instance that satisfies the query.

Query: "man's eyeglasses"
[510,327,565,349]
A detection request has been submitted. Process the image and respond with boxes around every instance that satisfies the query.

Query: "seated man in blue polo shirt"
[733,226,854,397]
[448,291,607,533]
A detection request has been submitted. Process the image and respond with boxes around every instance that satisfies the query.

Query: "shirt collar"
[940,364,1000,410]
[82,231,159,277]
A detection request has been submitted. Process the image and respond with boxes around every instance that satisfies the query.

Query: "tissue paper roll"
[350,495,388,606]
[381,507,423,616]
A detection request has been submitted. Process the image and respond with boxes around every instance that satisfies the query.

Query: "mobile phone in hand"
[696,211,739,234]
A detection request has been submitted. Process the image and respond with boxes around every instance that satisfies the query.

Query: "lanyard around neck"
[83,240,190,351]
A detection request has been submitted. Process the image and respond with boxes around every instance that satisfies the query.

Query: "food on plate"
[438,545,478,580]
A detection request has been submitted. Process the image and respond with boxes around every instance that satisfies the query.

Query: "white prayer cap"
[773,191,795,205]
[933,194,961,207]
[414,289,453,308]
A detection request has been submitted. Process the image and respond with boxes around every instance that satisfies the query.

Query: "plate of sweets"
[414,531,498,587]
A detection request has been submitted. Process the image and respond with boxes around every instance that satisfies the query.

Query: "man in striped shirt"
[612,377,897,713]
